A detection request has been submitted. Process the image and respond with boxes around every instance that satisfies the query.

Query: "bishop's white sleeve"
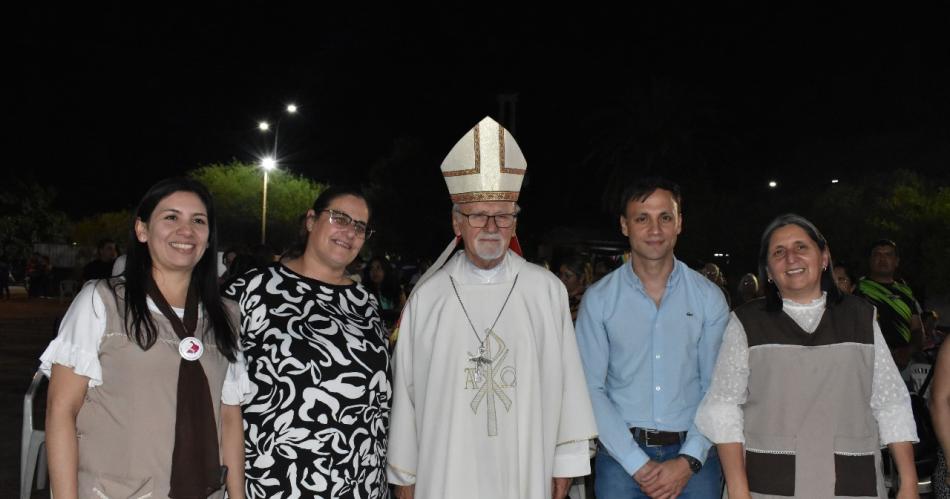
[553,440,592,477]
[387,297,418,486]
[869,309,919,445]
[39,281,107,387]
[694,313,749,444]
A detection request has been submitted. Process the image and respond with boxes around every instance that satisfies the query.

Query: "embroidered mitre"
[441,116,527,203]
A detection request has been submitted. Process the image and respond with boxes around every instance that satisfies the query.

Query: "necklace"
[450,274,519,385]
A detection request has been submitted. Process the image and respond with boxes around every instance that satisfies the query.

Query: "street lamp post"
[260,157,277,244]
[258,103,297,161]
[256,104,297,244]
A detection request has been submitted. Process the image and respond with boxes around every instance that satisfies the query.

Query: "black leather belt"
[630,427,687,447]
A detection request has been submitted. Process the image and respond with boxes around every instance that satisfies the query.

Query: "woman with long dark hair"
[43,177,247,499]
[695,213,919,498]
[223,186,390,499]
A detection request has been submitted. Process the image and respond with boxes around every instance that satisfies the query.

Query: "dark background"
[6,2,950,281]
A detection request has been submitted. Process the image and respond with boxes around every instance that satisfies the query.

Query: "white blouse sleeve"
[694,312,749,444]
[869,309,919,445]
[221,350,251,405]
[38,281,106,387]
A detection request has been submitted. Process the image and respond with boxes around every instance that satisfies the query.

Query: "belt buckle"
[643,428,663,447]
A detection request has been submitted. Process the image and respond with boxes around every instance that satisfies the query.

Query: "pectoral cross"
[469,330,513,436]
[467,340,491,385]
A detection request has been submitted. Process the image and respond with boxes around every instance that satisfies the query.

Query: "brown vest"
[736,295,884,498]
[74,281,236,499]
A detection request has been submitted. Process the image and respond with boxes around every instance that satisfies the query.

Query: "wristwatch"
[678,454,702,473]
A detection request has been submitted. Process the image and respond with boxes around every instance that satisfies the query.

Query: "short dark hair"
[757,213,843,312]
[868,239,898,257]
[618,177,683,216]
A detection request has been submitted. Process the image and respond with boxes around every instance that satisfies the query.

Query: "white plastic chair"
[59,279,78,303]
[21,369,48,499]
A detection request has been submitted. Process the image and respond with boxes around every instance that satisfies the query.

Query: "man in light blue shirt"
[576,177,729,498]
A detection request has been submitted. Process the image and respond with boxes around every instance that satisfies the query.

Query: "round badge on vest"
[178,336,204,361]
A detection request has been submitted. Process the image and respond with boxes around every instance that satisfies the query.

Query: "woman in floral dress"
[225,186,390,499]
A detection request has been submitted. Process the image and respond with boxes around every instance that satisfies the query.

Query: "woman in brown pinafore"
[42,178,248,499]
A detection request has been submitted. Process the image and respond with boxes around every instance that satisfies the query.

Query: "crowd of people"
[35,116,947,499]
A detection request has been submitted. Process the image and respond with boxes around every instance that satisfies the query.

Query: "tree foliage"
[71,210,133,249]
[189,161,324,252]
[0,180,70,260]
[813,170,950,299]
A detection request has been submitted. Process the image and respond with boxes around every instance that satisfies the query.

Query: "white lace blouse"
[694,293,918,446]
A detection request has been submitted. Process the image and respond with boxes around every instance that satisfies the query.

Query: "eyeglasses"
[321,209,374,239]
[456,210,518,229]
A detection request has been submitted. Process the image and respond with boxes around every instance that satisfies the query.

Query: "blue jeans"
[594,441,722,498]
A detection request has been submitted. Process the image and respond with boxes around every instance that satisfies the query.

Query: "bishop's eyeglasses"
[321,209,375,239]
[456,210,518,229]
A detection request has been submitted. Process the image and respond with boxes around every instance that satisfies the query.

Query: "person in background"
[735,272,760,307]
[216,247,242,287]
[592,258,613,283]
[364,255,406,330]
[558,254,592,322]
[923,310,943,354]
[42,177,247,499]
[0,252,11,299]
[82,239,119,282]
[695,213,918,498]
[27,252,52,298]
[702,262,732,309]
[855,239,923,369]
[833,260,857,295]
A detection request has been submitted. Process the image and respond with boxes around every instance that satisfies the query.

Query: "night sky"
[8,3,950,266]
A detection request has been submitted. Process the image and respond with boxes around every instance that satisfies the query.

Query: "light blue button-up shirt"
[576,258,729,476]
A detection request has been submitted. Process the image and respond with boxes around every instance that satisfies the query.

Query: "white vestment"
[387,250,598,499]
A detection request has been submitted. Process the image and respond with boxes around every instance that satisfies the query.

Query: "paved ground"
[1,293,68,499]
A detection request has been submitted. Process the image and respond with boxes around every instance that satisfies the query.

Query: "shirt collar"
[624,257,682,291]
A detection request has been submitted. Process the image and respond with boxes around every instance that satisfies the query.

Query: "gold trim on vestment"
[450,191,520,203]
[498,124,525,174]
[441,122,525,178]
[443,124,482,177]
[556,434,599,446]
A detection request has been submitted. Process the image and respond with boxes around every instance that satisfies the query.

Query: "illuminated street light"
[768,180,778,188]
[831,179,839,184]
[256,105,298,244]
[259,156,277,244]
[258,105,298,165]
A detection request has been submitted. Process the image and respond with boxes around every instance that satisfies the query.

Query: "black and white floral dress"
[224,264,391,499]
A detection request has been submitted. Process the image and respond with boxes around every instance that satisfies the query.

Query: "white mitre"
[441,116,527,203]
